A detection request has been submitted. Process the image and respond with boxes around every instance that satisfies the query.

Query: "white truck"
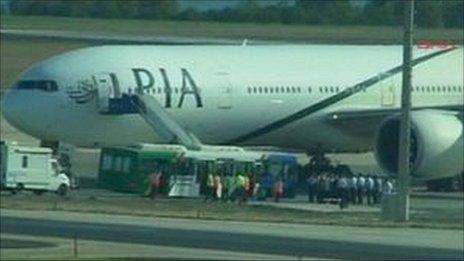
[0,141,70,196]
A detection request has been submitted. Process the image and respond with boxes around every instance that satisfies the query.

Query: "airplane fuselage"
[3,45,463,153]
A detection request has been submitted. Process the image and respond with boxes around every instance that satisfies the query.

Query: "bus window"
[122,157,131,173]
[22,156,28,168]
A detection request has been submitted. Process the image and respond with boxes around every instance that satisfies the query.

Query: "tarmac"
[1,209,463,260]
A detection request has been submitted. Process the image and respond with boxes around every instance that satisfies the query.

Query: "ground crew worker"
[356,174,365,204]
[366,175,374,205]
[273,177,284,202]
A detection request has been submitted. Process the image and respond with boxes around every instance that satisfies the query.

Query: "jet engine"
[375,110,463,180]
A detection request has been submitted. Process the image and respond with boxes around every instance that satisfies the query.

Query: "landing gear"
[306,147,332,176]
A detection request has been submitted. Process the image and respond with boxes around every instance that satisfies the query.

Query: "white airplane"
[2,44,463,180]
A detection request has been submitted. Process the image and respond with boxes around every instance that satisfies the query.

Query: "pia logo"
[66,79,96,104]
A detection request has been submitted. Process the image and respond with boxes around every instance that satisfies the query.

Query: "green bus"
[98,143,262,196]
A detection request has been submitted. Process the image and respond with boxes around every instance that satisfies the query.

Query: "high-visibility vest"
[207,174,214,187]
[236,175,245,188]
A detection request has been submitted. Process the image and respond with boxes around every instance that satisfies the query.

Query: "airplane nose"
[1,90,21,126]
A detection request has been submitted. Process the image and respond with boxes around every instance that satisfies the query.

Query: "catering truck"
[0,141,70,195]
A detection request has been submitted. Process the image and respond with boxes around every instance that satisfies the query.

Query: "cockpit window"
[15,80,58,92]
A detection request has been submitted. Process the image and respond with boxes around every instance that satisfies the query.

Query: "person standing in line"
[307,174,318,203]
[244,174,250,202]
[148,168,162,200]
[204,172,215,202]
[235,173,246,204]
[224,174,233,202]
[329,174,338,200]
[349,174,358,204]
[337,174,349,209]
[356,174,365,205]
[374,176,383,204]
[383,178,393,195]
[214,174,222,200]
[365,175,374,205]
[222,175,229,202]
[323,174,331,203]
[274,177,284,202]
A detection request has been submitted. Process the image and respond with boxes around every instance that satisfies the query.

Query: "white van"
[0,141,70,196]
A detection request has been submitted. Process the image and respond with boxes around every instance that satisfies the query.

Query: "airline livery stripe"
[229,47,457,143]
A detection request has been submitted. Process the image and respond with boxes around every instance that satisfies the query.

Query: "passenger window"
[270,87,273,94]
[286,87,290,93]
[308,87,312,93]
[264,87,268,93]
[297,87,301,93]
[258,87,262,93]
[452,86,456,92]
[281,87,285,93]
[22,156,28,168]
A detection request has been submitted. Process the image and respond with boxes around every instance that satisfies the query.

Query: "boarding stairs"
[97,91,202,151]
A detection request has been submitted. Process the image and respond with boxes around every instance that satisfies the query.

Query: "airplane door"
[215,72,232,109]
[381,78,395,107]
[93,73,120,113]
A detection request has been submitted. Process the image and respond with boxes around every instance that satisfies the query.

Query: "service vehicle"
[0,141,70,195]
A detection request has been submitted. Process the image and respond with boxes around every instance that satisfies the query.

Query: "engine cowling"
[375,110,463,180]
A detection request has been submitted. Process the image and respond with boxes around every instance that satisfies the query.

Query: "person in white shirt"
[374,176,383,204]
[349,175,358,204]
[337,174,349,209]
[365,175,375,205]
[356,174,365,205]
[383,178,394,195]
